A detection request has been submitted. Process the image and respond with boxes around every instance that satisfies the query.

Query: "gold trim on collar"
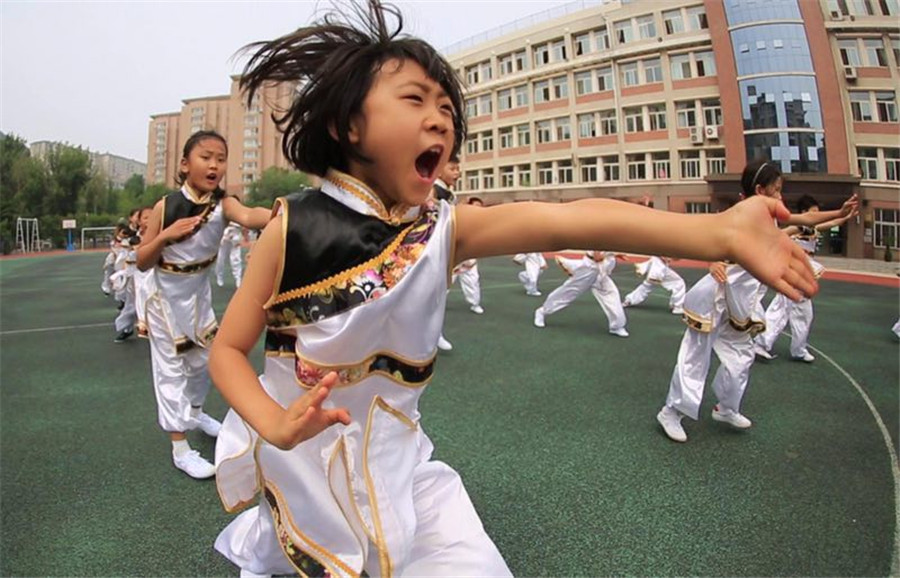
[326,169,414,225]
[183,182,213,205]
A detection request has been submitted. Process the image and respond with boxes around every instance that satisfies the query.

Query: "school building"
[146,0,900,260]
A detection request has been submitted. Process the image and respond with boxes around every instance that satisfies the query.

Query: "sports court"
[1,252,897,576]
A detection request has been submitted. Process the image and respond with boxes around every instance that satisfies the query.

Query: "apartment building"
[447,0,900,259]
[30,140,146,188]
[146,78,296,198]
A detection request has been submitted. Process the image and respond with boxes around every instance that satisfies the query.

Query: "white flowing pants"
[625,273,686,310]
[452,264,481,308]
[216,240,243,287]
[541,266,626,331]
[757,294,814,358]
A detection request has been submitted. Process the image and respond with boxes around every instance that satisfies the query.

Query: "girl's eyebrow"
[398,80,449,99]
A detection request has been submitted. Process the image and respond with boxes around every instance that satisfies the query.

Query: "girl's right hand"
[268,372,351,451]
[159,216,202,242]
[709,261,728,283]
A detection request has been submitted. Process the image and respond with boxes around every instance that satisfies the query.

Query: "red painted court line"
[0,248,107,259]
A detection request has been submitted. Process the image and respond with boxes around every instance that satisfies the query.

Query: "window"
[627,153,647,180]
[602,155,621,181]
[858,147,879,178]
[874,208,899,248]
[707,149,726,174]
[621,62,640,87]
[575,71,593,96]
[581,157,598,182]
[670,54,692,80]
[466,65,479,85]
[638,15,657,39]
[596,67,614,91]
[876,91,898,122]
[695,51,716,77]
[466,172,479,190]
[499,54,514,76]
[482,171,495,189]
[885,148,900,181]
[538,162,554,185]
[534,80,550,103]
[663,9,685,35]
[574,33,591,57]
[534,44,550,66]
[466,138,479,155]
[481,131,494,152]
[850,91,874,121]
[599,110,618,135]
[514,50,529,72]
[516,124,531,146]
[578,113,597,138]
[624,107,644,132]
[514,85,529,108]
[644,58,663,83]
[702,99,723,126]
[466,99,478,118]
[652,152,670,179]
[595,28,611,50]
[881,0,900,15]
[676,101,698,128]
[686,6,708,30]
[615,20,634,45]
[537,120,552,143]
[518,164,532,186]
[555,117,571,141]
[500,166,515,188]
[648,104,667,131]
[850,0,876,15]
[558,160,574,184]
[499,127,514,149]
[480,61,493,82]
[552,76,569,100]
[478,94,492,115]
[686,202,711,213]
[551,39,568,62]
[893,38,900,67]
[865,39,888,66]
[838,39,861,66]
[680,151,702,179]
[498,89,513,111]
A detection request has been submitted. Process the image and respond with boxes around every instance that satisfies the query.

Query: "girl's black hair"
[175,130,229,188]
[797,194,820,212]
[238,0,467,177]
[740,159,782,197]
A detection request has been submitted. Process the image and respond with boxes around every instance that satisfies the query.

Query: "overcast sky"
[1,0,573,163]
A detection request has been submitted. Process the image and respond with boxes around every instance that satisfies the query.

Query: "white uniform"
[451,258,481,309]
[517,252,546,296]
[215,222,244,288]
[214,171,511,577]
[664,265,766,420]
[111,242,138,334]
[756,229,825,359]
[623,256,686,313]
[539,253,626,331]
[146,185,225,433]
[101,240,116,295]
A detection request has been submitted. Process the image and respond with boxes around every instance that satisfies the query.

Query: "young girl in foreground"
[208,2,816,574]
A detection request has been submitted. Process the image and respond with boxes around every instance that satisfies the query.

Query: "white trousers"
[894,319,900,338]
[517,255,544,294]
[216,240,243,287]
[541,266,626,331]
[625,274,686,310]
[452,264,481,308]
[215,460,512,577]
[145,294,212,433]
[757,294,814,358]
[114,283,136,333]
[665,320,755,420]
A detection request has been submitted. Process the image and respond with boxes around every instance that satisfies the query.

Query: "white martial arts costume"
[101,240,116,295]
[110,243,138,334]
[146,185,225,433]
[540,253,626,331]
[517,252,546,295]
[215,222,244,288]
[133,262,155,339]
[623,256,686,312]
[214,171,511,577]
[756,229,825,359]
[893,319,900,338]
[664,265,767,420]
[451,258,481,309]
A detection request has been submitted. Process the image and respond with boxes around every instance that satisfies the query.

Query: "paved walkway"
[816,256,900,278]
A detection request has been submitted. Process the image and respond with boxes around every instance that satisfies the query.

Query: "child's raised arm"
[454,195,817,301]
[782,193,859,228]
[222,196,274,230]
[209,218,350,450]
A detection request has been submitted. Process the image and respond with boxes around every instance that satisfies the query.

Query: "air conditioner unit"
[829,10,845,20]
[703,124,719,140]
[689,126,703,144]
[844,66,857,81]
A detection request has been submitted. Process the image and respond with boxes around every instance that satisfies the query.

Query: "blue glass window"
[731,24,813,75]
[725,0,802,26]
[745,132,826,173]
[739,77,822,130]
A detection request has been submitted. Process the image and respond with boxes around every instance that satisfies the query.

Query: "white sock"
[190,406,201,419]
[172,439,191,457]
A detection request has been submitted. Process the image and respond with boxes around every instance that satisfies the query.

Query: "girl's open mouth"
[415,146,443,180]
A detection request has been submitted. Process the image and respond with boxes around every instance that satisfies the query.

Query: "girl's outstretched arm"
[454,195,817,301]
[782,194,859,227]
[209,217,350,450]
[222,196,274,230]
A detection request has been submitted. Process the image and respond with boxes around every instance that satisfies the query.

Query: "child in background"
[208,4,816,574]
[432,155,461,350]
[216,221,247,288]
[132,207,154,339]
[517,252,547,296]
[450,197,485,315]
[110,224,141,342]
[656,161,857,443]
[754,194,857,362]
[137,130,272,479]
[621,255,686,315]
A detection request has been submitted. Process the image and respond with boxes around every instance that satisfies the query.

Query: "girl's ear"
[329,116,362,145]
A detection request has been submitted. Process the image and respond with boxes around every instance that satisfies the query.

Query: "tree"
[44,145,92,216]
[247,167,311,208]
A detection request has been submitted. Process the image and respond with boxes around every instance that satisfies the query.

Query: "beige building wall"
[146,113,181,189]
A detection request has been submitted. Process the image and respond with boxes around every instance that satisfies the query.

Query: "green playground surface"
[1,252,897,576]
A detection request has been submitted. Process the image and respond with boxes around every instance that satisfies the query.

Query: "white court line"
[0,322,110,336]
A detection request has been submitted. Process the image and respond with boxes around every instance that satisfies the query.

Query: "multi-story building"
[446,0,900,259]
[146,77,297,198]
[29,140,146,188]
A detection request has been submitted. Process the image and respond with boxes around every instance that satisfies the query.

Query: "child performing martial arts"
[208,4,817,574]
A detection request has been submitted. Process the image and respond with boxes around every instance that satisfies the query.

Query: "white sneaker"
[195,412,222,437]
[526,290,542,297]
[437,335,453,351]
[239,570,271,578]
[671,307,684,315]
[609,327,629,338]
[622,299,632,308]
[470,305,484,315]
[711,405,752,429]
[792,351,815,363]
[173,450,216,479]
[656,406,687,442]
[216,279,224,287]
[753,343,776,360]
[533,308,545,328]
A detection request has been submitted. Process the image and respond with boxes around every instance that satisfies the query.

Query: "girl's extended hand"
[709,261,728,283]
[723,196,818,301]
[840,193,859,218]
[268,372,351,451]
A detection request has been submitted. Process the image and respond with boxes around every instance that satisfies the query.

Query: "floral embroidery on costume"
[295,353,434,388]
